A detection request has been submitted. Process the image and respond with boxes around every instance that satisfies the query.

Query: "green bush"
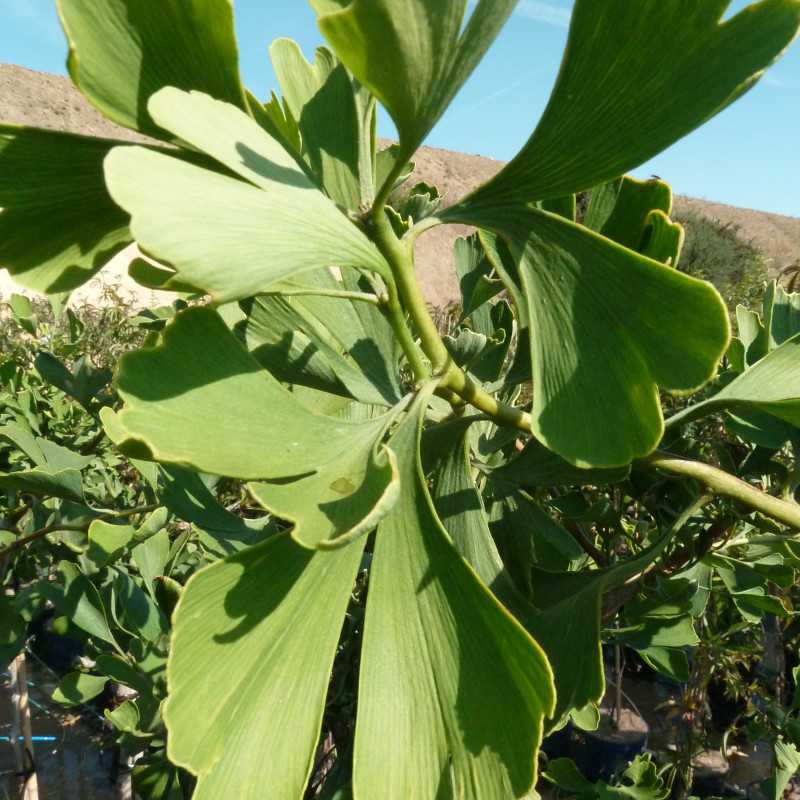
[675,211,768,311]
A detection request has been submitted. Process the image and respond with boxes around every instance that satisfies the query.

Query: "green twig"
[0,503,161,558]
[372,208,451,374]
[641,450,800,530]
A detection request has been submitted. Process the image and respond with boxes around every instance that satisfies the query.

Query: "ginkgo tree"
[2,0,800,798]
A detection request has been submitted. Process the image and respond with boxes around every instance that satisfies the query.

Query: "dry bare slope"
[2,64,799,306]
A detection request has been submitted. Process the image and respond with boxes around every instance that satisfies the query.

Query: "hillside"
[2,63,799,306]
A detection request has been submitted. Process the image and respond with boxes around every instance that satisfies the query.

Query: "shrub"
[675,211,769,311]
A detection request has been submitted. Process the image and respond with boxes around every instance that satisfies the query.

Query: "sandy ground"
[2,63,799,309]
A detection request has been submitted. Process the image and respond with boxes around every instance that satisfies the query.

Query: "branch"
[641,451,800,530]
[0,503,161,559]
[564,520,608,567]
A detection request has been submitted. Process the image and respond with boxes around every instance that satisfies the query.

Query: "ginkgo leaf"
[104,89,389,304]
[0,126,130,294]
[250,440,398,550]
[527,540,673,726]
[764,280,800,349]
[86,520,137,567]
[103,307,400,548]
[434,431,658,727]
[593,177,672,252]
[159,466,269,556]
[40,561,119,648]
[269,38,372,208]
[452,205,730,467]
[667,335,800,430]
[583,177,684,266]
[486,437,628,492]
[57,0,248,137]
[105,306,390,476]
[457,0,800,207]
[165,533,364,800]
[51,672,108,707]
[0,468,84,502]
[238,269,402,407]
[641,210,685,267]
[354,385,555,799]
[310,0,518,167]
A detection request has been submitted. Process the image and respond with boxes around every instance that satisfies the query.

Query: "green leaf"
[638,647,690,683]
[40,561,119,648]
[249,415,399,549]
[454,233,503,332]
[95,653,154,697]
[487,436,629,492]
[34,353,111,409]
[0,468,84,502]
[51,671,108,707]
[160,466,267,555]
[452,206,730,467]
[544,758,596,796]
[614,754,670,800]
[434,432,531,609]
[0,423,91,475]
[488,493,585,580]
[310,0,517,165]
[594,177,672,252]
[0,595,26,666]
[527,536,673,726]
[86,520,137,567]
[104,88,389,304]
[239,270,402,407]
[132,529,171,596]
[614,617,699,650]
[432,429,652,728]
[374,143,413,195]
[763,740,800,800]
[583,178,684,267]
[640,211,685,267]
[353,385,555,799]
[133,754,184,800]
[709,553,794,622]
[458,0,800,205]
[58,0,248,137]
[154,576,183,620]
[668,334,800,430]
[765,280,800,348]
[0,126,130,293]
[8,294,37,335]
[113,568,168,642]
[103,307,396,483]
[105,699,142,734]
[135,507,170,543]
[165,533,364,799]
[269,38,370,208]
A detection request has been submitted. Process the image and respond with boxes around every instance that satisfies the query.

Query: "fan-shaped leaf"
[104,89,388,303]
[310,0,517,166]
[57,0,247,137]
[165,533,364,800]
[354,386,555,799]
[465,207,729,467]
[458,0,800,207]
[0,126,129,294]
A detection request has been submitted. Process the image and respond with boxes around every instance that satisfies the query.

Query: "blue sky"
[1,0,799,216]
